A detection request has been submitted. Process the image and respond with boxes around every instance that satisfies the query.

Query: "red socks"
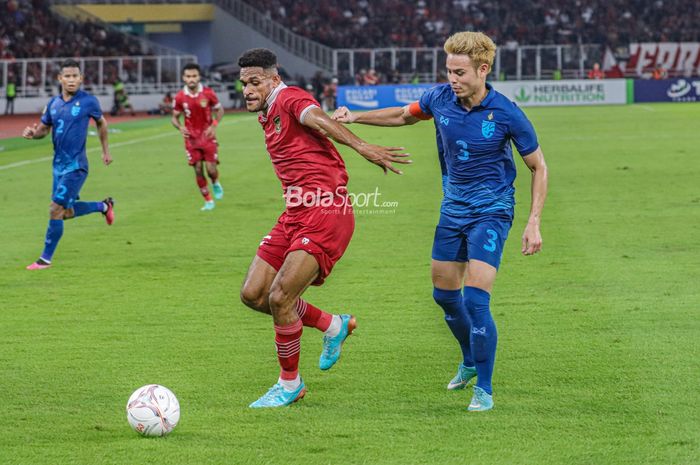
[295,299,332,331]
[274,320,303,380]
[196,175,212,201]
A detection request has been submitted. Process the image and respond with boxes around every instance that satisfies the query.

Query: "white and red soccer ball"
[126,384,180,437]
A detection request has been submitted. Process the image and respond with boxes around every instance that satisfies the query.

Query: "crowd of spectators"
[1,0,144,60]
[246,0,699,48]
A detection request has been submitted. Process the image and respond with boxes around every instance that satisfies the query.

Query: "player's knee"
[49,203,64,219]
[240,284,266,311]
[267,285,294,313]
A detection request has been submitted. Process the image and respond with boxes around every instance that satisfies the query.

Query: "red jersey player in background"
[238,48,411,408]
[172,63,225,211]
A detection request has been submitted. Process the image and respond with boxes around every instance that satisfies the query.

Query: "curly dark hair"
[238,48,278,69]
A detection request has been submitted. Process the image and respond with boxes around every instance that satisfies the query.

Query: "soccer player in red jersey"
[238,48,410,408]
[172,63,225,211]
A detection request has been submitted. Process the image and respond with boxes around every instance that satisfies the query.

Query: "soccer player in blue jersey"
[333,31,548,411]
[23,59,114,270]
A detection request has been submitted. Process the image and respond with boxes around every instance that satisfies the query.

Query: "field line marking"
[0,118,249,172]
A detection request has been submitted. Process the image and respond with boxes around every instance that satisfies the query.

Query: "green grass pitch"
[0,103,698,465]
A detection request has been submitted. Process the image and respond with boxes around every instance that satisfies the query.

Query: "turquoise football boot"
[212,182,224,200]
[468,386,494,412]
[447,364,477,390]
[319,314,356,370]
[201,200,215,211]
[249,380,307,408]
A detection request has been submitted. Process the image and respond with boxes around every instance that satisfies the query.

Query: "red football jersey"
[259,85,349,207]
[174,84,221,145]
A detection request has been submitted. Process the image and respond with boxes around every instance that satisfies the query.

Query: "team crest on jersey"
[199,99,208,108]
[71,102,81,117]
[482,120,495,138]
[273,116,282,134]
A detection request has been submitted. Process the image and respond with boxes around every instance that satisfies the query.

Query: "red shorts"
[256,206,355,285]
[185,138,219,166]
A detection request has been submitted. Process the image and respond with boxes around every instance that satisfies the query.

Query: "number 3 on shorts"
[483,229,498,252]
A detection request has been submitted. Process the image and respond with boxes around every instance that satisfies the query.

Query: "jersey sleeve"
[40,98,54,126]
[208,89,221,109]
[508,104,539,156]
[89,96,103,121]
[173,93,184,112]
[418,86,438,116]
[282,88,320,124]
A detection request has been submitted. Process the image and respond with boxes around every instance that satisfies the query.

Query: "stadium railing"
[333,44,604,84]
[0,55,199,98]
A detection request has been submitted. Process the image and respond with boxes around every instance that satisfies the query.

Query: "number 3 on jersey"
[483,229,498,252]
[456,140,470,161]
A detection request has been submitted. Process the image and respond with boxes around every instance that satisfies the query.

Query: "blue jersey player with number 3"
[333,31,548,411]
[23,59,115,270]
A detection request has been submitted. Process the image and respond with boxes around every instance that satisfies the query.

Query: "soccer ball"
[126,384,180,437]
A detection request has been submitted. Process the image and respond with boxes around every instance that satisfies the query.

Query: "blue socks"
[38,202,104,262]
[73,201,104,217]
[40,219,64,262]
[433,288,474,368]
[463,286,497,395]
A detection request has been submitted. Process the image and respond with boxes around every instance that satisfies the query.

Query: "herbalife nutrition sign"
[492,79,627,107]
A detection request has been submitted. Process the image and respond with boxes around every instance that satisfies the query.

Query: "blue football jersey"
[418,83,539,220]
[41,90,103,175]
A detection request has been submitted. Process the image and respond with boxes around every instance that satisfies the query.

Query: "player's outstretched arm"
[332,105,421,127]
[303,107,411,175]
[95,116,112,165]
[22,122,50,140]
[521,146,548,255]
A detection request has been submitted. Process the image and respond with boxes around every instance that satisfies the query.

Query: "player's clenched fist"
[22,124,38,139]
[331,107,356,123]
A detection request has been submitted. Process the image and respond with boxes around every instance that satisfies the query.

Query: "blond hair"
[444,32,497,71]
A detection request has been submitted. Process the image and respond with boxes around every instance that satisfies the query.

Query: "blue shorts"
[52,170,88,209]
[431,213,512,269]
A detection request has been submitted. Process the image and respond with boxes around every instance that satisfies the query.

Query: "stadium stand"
[243,0,700,48]
[1,0,145,59]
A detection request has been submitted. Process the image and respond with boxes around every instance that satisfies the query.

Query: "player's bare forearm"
[215,105,224,123]
[23,122,50,140]
[523,147,548,225]
[306,108,371,150]
[334,106,418,126]
[303,107,411,175]
[521,147,548,254]
[171,112,182,131]
[96,117,112,165]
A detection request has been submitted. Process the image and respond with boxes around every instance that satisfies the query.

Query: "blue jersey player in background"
[333,31,548,411]
[23,59,114,270]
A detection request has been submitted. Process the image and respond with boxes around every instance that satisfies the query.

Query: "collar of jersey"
[452,82,495,111]
[265,82,287,110]
[184,83,204,97]
[59,90,82,104]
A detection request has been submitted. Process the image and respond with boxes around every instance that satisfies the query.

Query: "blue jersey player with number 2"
[23,59,115,270]
[333,31,548,411]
